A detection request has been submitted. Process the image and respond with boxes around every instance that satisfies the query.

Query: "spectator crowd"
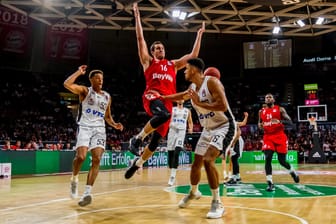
[1,70,335,163]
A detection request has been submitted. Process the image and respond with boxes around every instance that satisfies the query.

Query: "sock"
[237,173,241,179]
[136,129,148,140]
[136,157,146,167]
[211,188,220,201]
[223,171,228,177]
[71,174,79,182]
[232,174,237,181]
[266,175,273,183]
[228,171,232,178]
[170,168,177,177]
[191,184,199,194]
[84,185,92,195]
[289,166,296,172]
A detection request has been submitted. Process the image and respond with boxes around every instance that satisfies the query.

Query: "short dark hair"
[89,69,103,78]
[150,41,164,52]
[187,58,205,72]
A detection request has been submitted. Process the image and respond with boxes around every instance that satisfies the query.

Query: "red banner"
[0,6,32,54]
[45,24,88,60]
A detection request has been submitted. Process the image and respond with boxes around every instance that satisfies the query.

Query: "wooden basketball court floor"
[0,163,335,224]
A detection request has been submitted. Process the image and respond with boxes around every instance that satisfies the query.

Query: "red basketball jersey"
[260,105,284,134]
[144,59,176,95]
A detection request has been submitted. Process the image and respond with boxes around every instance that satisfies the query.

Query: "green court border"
[171,183,336,198]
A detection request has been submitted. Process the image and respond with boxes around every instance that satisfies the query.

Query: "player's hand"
[198,21,205,35]
[271,119,281,124]
[145,90,162,100]
[78,65,87,75]
[133,2,139,17]
[244,112,249,117]
[188,89,200,104]
[114,123,124,131]
[258,123,263,129]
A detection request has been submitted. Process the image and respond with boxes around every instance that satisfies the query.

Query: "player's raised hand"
[78,65,87,75]
[198,21,205,35]
[133,2,139,17]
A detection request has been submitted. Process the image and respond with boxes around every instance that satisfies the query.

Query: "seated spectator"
[2,140,14,150]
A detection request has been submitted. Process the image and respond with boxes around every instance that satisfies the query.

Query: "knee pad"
[150,111,171,128]
[148,132,162,151]
[149,100,171,128]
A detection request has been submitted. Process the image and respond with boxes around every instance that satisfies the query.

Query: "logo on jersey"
[152,73,173,82]
[88,98,94,105]
[85,108,105,118]
[173,118,186,124]
[199,111,215,120]
[99,101,107,110]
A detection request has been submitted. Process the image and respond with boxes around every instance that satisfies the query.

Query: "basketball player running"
[167,100,193,186]
[161,58,236,219]
[258,93,299,191]
[64,65,124,206]
[125,3,205,179]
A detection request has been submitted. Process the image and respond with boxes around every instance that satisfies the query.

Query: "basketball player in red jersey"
[258,93,300,191]
[125,3,205,179]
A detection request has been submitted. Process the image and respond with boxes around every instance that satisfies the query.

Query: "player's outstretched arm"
[133,3,151,70]
[63,65,88,100]
[173,22,205,71]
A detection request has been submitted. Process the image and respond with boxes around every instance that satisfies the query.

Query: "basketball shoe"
[266,180,275,192]
[128,137,142,156]
[206,200,225,219]
[168,176,176,186]
[125,157,140,179]
[178,190,202,208]
[290,171,300,183]
[78,194,92,207]
[70,181,78,199]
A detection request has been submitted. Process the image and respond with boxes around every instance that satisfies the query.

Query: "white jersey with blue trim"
[170,107,189,130]
[191,76,235,130]
[77,87,110,127]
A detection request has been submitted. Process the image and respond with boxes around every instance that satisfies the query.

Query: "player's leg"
[70,127,91,199]
[168,146,182,186]
[278,152,300,183]
[264,149,275,191]
[78,147,104,206]
[79,127,106,206]
[178,154,203,208]
[276,133,300,183]
[203,146,224,219]
[129,99,170,156]
[125,131,162,179]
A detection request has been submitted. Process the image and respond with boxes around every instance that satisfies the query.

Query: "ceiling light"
[172,10,180,18]
[187,12,199,18]
[271,16,280,23]
[179,12,187,20]
[272,26,281,34]
[315,17,324,25]
[167,9,193,21]
[297,20,305,27]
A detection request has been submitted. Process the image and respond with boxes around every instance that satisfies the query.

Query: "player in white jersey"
[157,58,236,219]
[64,65,124,207]
[167,100,193,186]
